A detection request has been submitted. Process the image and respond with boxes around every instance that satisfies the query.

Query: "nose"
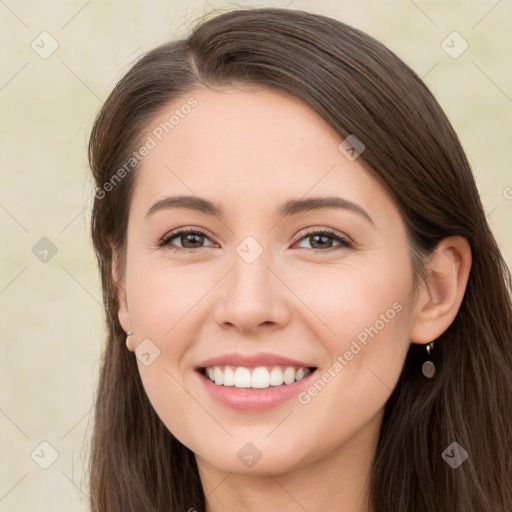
[212,247,291,336]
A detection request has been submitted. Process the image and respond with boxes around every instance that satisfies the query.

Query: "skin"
[114,86,472,512]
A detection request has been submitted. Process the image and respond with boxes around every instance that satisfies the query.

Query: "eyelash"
[157,227,353,254]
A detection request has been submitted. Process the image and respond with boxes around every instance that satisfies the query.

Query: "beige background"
[1,1,511,510]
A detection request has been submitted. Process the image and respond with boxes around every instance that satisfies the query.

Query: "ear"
[409,236,472,345]
[112,246,135,352]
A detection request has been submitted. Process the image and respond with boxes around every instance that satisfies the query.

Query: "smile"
[200,365,315,389]
[196,364,318,411]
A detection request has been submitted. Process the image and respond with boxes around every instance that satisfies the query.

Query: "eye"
[292,228,352,252]
[158,227,215,253]
[158,227,352,253]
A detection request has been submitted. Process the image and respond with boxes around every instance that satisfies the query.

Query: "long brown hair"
[87,7,512,511]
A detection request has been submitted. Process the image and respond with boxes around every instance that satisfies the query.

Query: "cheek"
[290,251,413,402]
[284,273,412,470]
[286,252,412,350]
[124,257,217,446]
[126,257,206,339]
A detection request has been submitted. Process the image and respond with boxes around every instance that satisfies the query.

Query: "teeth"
[223,366,235,386]
[251,367,269,388]
[234,367,251,388]
[269,367,284,386]
[203,365,312,389]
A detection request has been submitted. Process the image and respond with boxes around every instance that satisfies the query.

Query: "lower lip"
[196,369,317,411]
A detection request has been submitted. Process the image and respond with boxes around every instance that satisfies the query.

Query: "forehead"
[129,86,395,225]
[142,85,342,162]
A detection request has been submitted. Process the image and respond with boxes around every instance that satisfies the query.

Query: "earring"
[421,340,436,378]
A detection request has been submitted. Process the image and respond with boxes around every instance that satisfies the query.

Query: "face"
[116,86,419,476]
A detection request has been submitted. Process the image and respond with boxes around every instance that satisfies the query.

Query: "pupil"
[312,234,331,249]
[183,233,202,248]
[179,233,333,249]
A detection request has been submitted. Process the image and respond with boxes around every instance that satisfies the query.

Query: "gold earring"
[421,340,436,378]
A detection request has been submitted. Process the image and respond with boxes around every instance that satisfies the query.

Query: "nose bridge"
[230,233,274,302]
[212,232,289,331]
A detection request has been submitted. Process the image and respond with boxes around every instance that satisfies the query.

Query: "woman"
[87,7,512,511]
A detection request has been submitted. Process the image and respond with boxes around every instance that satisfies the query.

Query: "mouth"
[197,365,318,390]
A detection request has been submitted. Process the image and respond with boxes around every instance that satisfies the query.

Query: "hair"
[87,6,512,512]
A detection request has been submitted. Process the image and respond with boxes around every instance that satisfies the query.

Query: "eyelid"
[292,226,351,244]
[159,226,215,247]
[159,226,353,252]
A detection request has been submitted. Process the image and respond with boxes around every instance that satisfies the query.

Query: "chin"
[195,440,311,476]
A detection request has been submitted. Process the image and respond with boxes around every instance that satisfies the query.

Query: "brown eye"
[158,227,352,254]
[159,228,214,252]
[293,229,352,252]
[175,232,204,249]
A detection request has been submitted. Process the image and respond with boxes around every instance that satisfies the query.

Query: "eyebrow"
[145,194,374,226]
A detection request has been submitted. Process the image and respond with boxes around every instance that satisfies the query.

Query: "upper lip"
[194,352,317,370]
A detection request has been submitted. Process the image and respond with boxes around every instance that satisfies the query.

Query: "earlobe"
[409,236,472,345]
[112,247,133,345]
